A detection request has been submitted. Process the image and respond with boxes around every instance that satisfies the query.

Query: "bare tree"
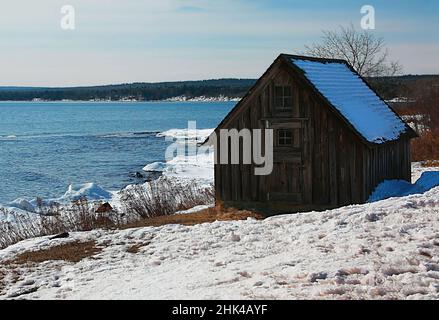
[303,24,402,77]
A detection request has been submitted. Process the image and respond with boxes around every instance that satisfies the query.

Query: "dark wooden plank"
[328,116,338,206]
[270,192,303,203]
[270,122,302,129]
[273,152,302,163]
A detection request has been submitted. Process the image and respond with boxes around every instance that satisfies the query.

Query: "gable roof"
[287,55,416,144]
[205,54,417,146]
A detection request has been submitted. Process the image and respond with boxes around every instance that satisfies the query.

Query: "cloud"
[176,6,207,13]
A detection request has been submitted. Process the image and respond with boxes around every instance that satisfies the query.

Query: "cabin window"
[277,129,293,146]
[274,85,293,111]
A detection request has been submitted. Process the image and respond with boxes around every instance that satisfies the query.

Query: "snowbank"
[6,198,36,213]
[61,183,112,202]
[2,183,112,215]
[369,171,439,202]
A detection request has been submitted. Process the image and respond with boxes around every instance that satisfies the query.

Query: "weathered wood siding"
[363,138,412,199]
[214,61,412,213]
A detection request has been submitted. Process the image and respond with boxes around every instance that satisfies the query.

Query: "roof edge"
[279,53,348,65]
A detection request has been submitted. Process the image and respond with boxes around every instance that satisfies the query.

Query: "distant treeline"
[0,76,438,101]
[0,79,256,101]
[367,75,439,101]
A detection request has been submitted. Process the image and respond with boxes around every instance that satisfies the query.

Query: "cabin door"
[268,163,303,203]
[268,124,303,203]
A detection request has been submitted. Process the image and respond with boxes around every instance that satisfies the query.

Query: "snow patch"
[143,162,167,172]
[6,198,36,213]
[157,128,213,143]
[61,183,112,202]
[368,172,439,202]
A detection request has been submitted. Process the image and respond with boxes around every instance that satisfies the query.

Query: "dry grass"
[8,240,102,265]
[120,178,214,219]
[121,206,264,229]
[0,199,125,250]
[420,159,439,167]
[0,270,6,295]
[126,242,151,254]
[395,79,439,162]
[0,178,258,252]
[411,129,439,162]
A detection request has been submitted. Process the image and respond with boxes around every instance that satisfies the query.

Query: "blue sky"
[0,0,438,86]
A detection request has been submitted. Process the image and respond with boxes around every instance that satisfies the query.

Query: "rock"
[365,213,380,222]
[96,202,113,213]
[49,232,69,240]
[230,233,241,242]
[144,171,163,182]
[425,264,439,272]
[308,272,328,283]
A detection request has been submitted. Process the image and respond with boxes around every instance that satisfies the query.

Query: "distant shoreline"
[0,79,254,103]
[0,97,241,103]
[1,74,437,103]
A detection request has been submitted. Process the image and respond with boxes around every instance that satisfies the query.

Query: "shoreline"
[0,127,215,214]
[0,98,241,103]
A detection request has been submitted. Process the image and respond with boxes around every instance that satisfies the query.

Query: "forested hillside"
[0,79,256,101]
[0,76,438,102]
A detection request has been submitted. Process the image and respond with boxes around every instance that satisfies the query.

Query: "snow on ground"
[1,166,438,300]
[369,171,439,203]
[175,204,214,215]
[412,162,439,182]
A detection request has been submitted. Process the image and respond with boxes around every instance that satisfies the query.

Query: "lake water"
[0,101,234,204]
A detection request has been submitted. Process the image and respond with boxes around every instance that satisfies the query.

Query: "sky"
[0,0,438,87]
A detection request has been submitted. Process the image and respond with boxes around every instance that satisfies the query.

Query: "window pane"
[278,129,293,146]
[275,97,283,109]
[275,86,294,111]
[284,97,293,110]
[275,86,283,97]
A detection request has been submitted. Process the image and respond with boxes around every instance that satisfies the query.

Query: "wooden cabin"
[205,54,418,214]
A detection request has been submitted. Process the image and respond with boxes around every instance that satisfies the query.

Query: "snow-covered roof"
[291,57,408,144]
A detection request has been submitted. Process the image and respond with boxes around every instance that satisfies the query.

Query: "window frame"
[277,129,294,147]
[274,85,293,112]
